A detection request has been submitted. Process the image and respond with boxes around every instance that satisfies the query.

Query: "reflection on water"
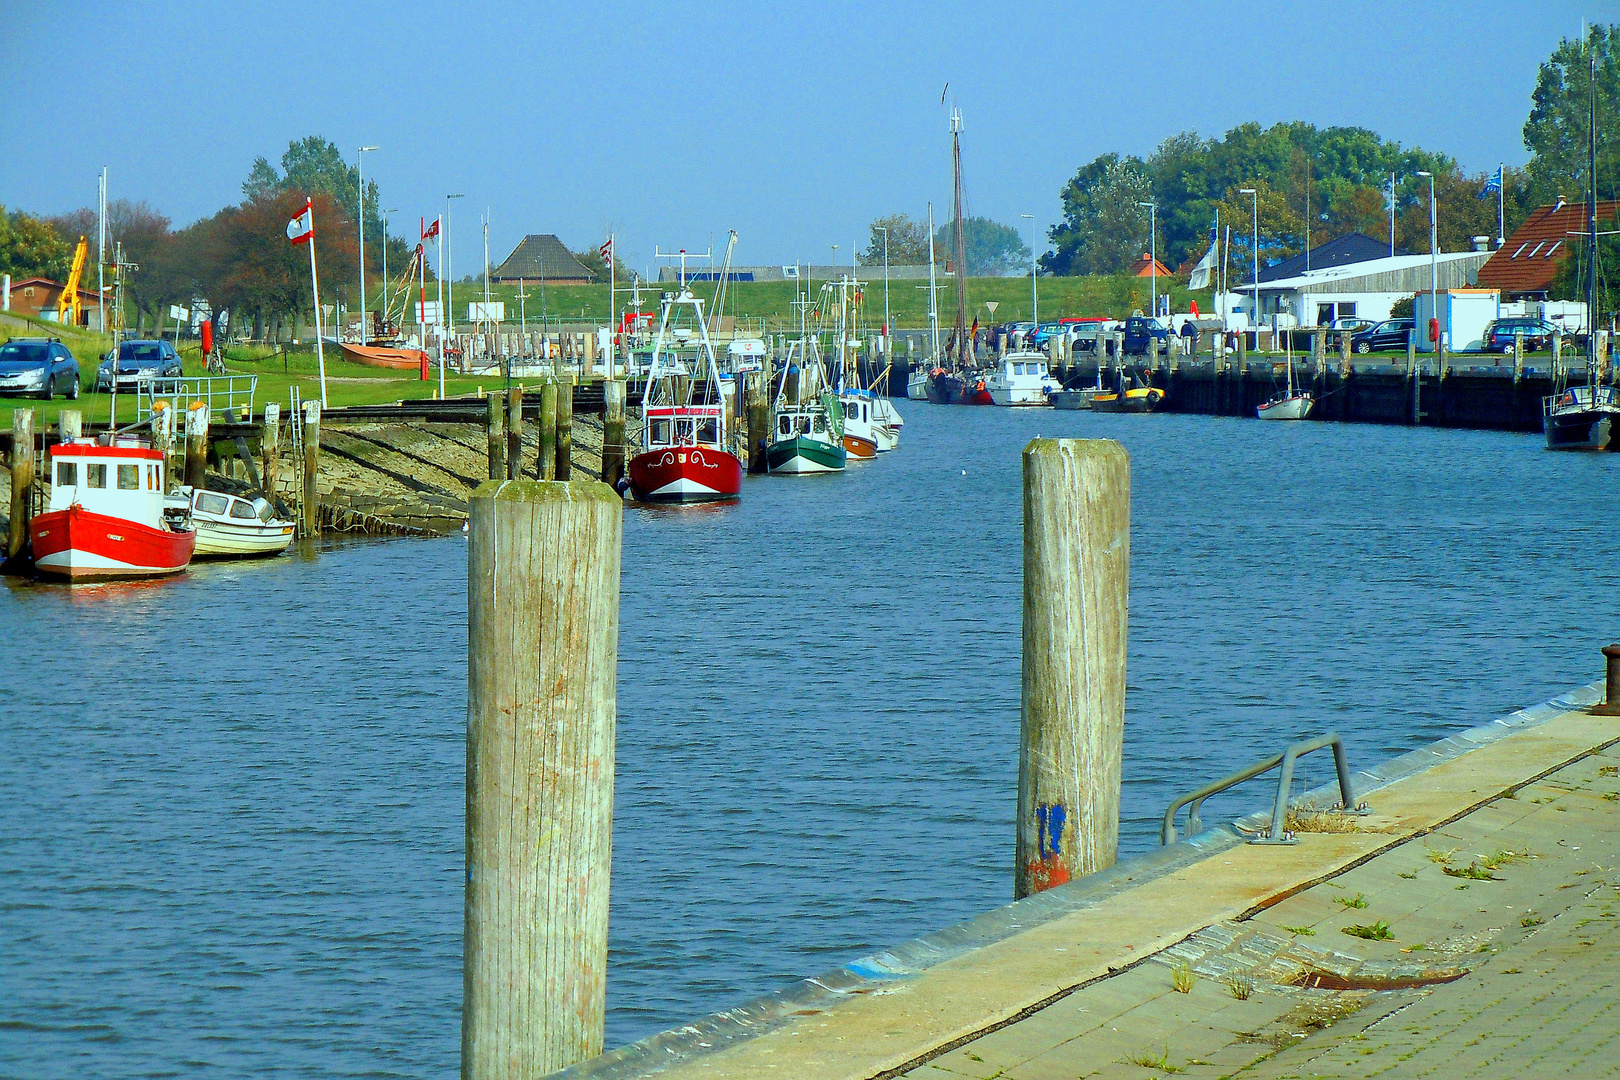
[2,406,1615,1078]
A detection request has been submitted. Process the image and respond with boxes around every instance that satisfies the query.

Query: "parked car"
[1029,321,1073,348]
[1323,317,1373,349]
[0,338,80,399]
[1483,318,1559,353]
[1121,315,1170,356]
[96,339,184,392]
[1069,319,1121,353]
[1349,318,1416,354]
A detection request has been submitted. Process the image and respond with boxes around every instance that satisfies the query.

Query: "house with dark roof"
[491,235,595,285]
[1257,233,1405,284]
[1476,200,1620,299]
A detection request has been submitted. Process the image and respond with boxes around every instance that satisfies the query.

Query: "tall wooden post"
[300,400,321,537]
[150,403,175,483]
[1017,438,1128,900]
[7,409,34,561]
[185,402,209,488]
[261,403,280,502]
[58,409,82,446]
[746,370,769,475]
[506,385,524,481]
[486,392,506,481]
[601,379,626,488]
[555,376,574,481]
[465,479,621,1079]
[539,378,559,482]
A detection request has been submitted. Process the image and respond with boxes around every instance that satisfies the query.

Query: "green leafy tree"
[1549,213,1619,318]
[0,206,71,280]
[1215,180,1302,277]
[1044,155,1154,275]
[934,216,1030,276]
[861,214,932,265]
[242,137,383,304]
[1523,25,1620,205]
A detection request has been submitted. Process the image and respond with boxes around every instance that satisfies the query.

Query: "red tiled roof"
[1133,253,1173,278]
[1476,200,1620,295]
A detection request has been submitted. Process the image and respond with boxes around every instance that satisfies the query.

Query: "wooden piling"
[261,403,280,501]
[555,376,573,481]
[1016,438,1129,900]
[1408,330,1421,424]
[150,402,175,480]
[486,392,506,481]
[299,400,321,537]
[746,370,769,474]
[539,378,559,482]
[58,409,81,446]
[601,379,626,488]
[185,402,209,488]
[7,409,34,561]
[506,386,525,481]
[464,479,622,1078]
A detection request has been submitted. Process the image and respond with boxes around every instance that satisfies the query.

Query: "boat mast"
[926,203,941,361]
[1586,38,1599,384]
[950,107,969,365]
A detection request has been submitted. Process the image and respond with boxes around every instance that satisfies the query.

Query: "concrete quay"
[559,684,1619,1080]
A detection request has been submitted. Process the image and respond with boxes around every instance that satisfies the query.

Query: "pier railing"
[132,375,258,423]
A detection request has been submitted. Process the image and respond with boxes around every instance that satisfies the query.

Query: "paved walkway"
[902,744,1620,1080]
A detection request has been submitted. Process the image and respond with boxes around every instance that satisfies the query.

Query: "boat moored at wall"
[32,438,196,580]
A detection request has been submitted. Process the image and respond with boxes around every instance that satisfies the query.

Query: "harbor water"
[3,405,1615,1078]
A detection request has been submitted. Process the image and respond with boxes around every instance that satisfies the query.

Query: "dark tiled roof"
[492,234,595,282]
[1476,200,1620,296]
[1257,233,1403,283]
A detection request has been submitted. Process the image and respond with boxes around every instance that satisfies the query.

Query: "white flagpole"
[437,222,446,399]
[307,205,328,405]
[609,233,616,381]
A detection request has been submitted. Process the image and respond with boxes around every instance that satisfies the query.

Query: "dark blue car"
[97,339,183,391]
[0,338,80,399]
[1121,316,1170,356]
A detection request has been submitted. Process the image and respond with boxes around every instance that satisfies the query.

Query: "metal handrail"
[1161,732,1364,846]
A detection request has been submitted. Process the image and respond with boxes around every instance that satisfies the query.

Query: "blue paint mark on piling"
[1036,803,1066,859]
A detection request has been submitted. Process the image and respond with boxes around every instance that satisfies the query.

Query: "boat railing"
[134,375,259,422]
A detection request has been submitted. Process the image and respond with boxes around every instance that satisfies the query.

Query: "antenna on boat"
[654,247,713,291]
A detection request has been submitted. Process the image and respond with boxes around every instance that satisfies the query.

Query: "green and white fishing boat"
[767,331,846,474]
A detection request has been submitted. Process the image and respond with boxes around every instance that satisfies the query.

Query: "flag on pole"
[599,237,614,262]
[1478,166,1503,200]
[286,200,314,245]
[422,217,440,240]
[1188,221,1219,290]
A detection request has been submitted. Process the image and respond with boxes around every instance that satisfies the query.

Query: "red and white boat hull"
[627,447,743,503]
[31,504,196,580]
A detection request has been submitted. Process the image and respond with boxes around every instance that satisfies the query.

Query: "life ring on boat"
[1146,388,1163,405]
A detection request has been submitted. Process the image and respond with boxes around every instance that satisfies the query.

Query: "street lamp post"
[444,192,465,397]
[1138,201,1157,319]
[1239,188,1259,350]
[356,146,378,345]
[1021,214,1037,330]
[1417,170,1437,360]
[874,225,891,353]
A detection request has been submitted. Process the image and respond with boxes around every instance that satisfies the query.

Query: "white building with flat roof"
[1217,250,1492,331]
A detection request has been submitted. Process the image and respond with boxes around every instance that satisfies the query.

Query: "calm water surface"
[3,406,1615,1077]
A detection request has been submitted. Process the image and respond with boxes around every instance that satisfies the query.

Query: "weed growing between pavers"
[1443,863,1503,880]
[1281,924,1316,936]
[1286,811,1362,834]
[1342,921,1395,941]
[1335,893,1370,909]
[1425,846,1459,863]
[1521,912,1545,927]
[1122,1045,1183,1073]
[1239,995,1371,1050]
[1170,961,1195,994]
[1225,974,1255,1000]
[1398,871,1419,879]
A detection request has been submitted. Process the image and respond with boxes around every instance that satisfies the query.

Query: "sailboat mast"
[951,107,969,363]
[1586,40,1599,377]
[927,203,940,360]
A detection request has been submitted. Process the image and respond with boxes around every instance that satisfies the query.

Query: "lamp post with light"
[1416,170,1437,361]
[1138,201,1157,319]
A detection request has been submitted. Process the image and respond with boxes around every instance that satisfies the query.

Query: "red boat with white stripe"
[626,283,743,504]
[31,438,196,580]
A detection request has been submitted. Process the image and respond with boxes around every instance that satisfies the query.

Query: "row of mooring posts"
[460,436,1129,1077]
[484,377,628,487]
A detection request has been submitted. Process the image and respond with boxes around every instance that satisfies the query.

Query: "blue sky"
[0,0,1603,276]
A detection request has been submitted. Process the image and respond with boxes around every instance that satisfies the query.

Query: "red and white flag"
[422,217,440,241]
[599,237,613,262]
[286,200,314,245]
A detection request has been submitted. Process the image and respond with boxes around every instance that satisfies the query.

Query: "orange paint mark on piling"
[1023,857,1071,893]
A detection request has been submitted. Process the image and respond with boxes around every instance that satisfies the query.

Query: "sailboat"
[1543,43,1620,450]
[1257,328,1313,420]
[908,204,944,401]
[625,285,744,502]
[767,326,847,474]
[927,106,993,406]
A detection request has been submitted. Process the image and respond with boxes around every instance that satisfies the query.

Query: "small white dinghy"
[174,486,295,558]
[1257,390,1314,420]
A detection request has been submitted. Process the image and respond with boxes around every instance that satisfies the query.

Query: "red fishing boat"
[626,285,744,503]
[31,437,196,580]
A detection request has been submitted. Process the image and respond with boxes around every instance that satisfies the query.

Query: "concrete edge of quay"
[554,679,1613,1080]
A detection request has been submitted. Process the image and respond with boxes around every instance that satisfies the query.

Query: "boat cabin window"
[57,462,77,487]
[778,415,793,437]
[812,414,826,434]
[675,418,695,444]
[146,465,159,490]
[253,499,275,522]
[86,464,105,488]
[1014,363,1024,375]
[229,499,257,520]
[117,464,139,490]
[197,492,230,515]
[649,418,672,445]
[696,418,719,445]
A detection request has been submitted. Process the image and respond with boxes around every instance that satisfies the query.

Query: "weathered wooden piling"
[506,386,525,481]
[301,400,321,537]
[58,410,81,446]
[150,402,175,479]
[555,376,573,481]
[746,371,769,474]
[539,378,559,482]
[260,404,280,501]
[1016,438,1129,900]
[184,402,209,488]
[7,409,34,561]
[601,379,626,488]
[464,479,622,1078]
[486,392,506,481]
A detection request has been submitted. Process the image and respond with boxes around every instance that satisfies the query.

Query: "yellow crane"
[56,236,88,326]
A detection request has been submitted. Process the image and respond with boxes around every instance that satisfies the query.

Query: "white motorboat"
[987,352,1058,406]
[840,388,903,452]
[906,365,931,401]
[1257,391,1314,420]
[176,486,295,557]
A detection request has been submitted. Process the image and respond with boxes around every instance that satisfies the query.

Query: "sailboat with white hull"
[1258,334,1313,420]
